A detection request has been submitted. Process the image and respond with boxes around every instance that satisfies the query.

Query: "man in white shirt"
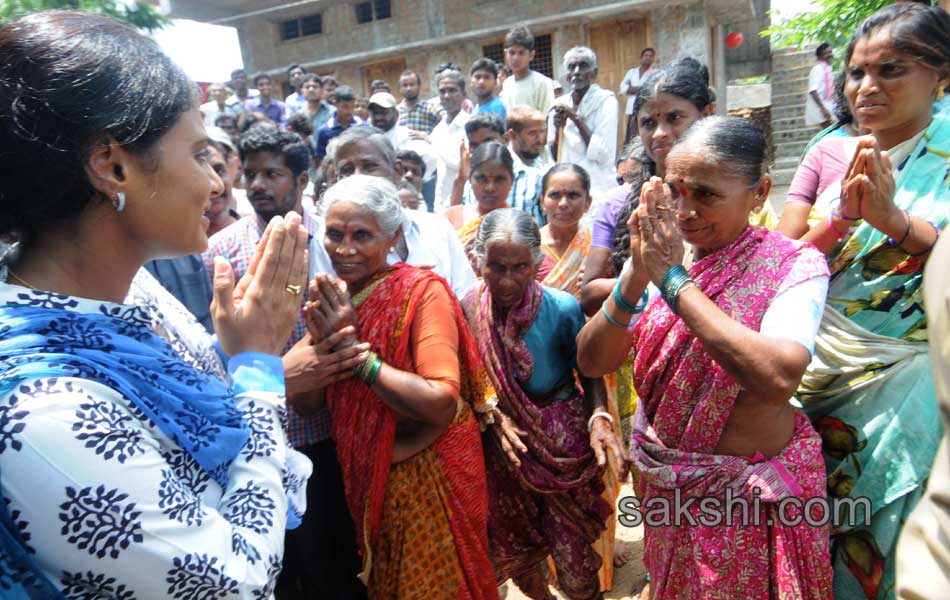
[500,25,555,114]
[315,126,477,297]
[367,92,437,186]
[430,70,471,212]
[806,43,836,129]
[200,82,240,127]
[620,47,655,143]
[549,46,619,202]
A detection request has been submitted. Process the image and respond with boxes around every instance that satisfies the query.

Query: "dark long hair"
[610,57,712,274]
[846,3,950,96]
[0,11,195,247]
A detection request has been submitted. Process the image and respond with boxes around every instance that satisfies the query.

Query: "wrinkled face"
[467,127,503,153]
[354,99,370,121]
[209,83,228,103]
[289,67,306,89]
[302,80,322,101]
[566,56,596,92]
[470,162,513,211]
[398,188,421,210]
[641,49,656,68]
[335,139,396,181]
[637,92,705,176]
[204,144,233,221]
[471,68,496,99]
[243,150,303,222]
[324,201,397,287]
[505,44,534,73]
[481,239,537,309]
[617,156,641,184]
[845,28,943,139]
[438,79,464,115]
[510,120,547,160]
[399,160,424,190]
[664,144,764,253]
[121,107,223,257]
[399,74,420,100]
[370,105,398,131]
[542,170,591,228]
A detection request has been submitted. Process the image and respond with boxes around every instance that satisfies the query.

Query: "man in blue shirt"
[471,58,506,123]
[246,73,287,128]
[313,85,364,168]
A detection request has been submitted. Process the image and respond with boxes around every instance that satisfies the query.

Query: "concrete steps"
[774,126,821,144]
[769,44,819,211]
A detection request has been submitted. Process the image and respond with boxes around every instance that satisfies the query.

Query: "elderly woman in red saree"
[299,174,499,600]
[462,208,628,600]
[576,116,834,599]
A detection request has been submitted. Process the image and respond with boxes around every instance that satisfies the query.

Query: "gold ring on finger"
[285,284,302,296]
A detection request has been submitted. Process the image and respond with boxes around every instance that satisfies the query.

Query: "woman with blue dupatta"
[793,4,950,598]
[0,11,311,598]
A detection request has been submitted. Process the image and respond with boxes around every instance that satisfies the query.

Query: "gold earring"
[938,86,946,102]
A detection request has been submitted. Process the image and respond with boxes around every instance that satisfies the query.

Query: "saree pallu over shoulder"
[541,226,591,299]
[797,102,950,600]
[629,227,832,600]
[632,227,830,453]
[325,264,497,600]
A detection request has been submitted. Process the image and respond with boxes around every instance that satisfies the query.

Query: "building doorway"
[362,57,407,98]
[588,18,650,153]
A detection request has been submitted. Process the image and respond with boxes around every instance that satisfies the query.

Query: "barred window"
[279,14,322,41]
[355,0,391,24]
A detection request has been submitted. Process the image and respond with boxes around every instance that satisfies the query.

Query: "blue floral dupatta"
[0,293,250,597]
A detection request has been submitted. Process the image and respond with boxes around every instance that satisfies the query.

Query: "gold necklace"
[5,268,36,290]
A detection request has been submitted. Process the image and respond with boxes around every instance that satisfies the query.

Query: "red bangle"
[827,213,850,240]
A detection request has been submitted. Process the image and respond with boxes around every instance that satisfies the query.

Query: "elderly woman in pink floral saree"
[577,116,834,599]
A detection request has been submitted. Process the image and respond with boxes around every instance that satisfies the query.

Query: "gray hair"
[334,125,396,169]
[434,69,466,93]
[472,208,543,269]
[321,174,407,236]
[563,46,598,73]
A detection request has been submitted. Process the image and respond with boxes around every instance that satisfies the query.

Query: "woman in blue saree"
[794,5,950,598]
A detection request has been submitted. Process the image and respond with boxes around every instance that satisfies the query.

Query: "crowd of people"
[0,3,948,600]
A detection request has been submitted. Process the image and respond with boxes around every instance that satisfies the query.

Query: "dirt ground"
[503,481,647,600]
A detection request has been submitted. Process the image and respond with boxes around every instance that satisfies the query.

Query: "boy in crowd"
[500,25,555,114]
[471,58,506,122]
[246,73,287,128]
[314,85,364,168]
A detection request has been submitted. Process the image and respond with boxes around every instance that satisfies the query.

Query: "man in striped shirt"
[505,105,551,225]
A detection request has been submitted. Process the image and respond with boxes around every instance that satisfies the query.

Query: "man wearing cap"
[368,92,437,190]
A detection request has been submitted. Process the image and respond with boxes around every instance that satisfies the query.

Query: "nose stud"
[687,209,698,219]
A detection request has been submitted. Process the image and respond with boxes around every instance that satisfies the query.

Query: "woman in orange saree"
[302,175,499,600]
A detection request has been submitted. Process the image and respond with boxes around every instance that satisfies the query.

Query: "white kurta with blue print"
[0,273,310,599]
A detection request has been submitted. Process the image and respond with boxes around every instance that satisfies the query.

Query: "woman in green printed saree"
[794,5,950,598]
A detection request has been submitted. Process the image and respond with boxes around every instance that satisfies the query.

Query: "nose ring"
[687,209,698,219]
[335,246,357,256]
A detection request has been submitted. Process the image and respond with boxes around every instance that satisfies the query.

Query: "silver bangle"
[587,411,614,432]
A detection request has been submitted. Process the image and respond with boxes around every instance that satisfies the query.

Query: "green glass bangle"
[660,265,688,294]
[601,304,628,328]
[363,356,383,386]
